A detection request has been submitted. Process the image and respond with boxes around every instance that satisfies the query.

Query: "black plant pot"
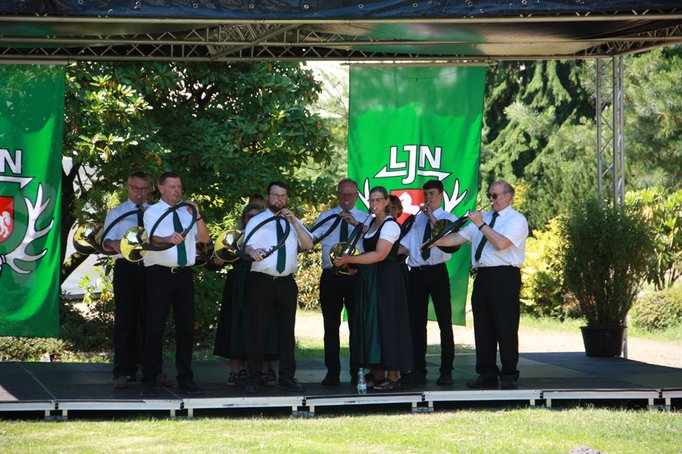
[580,326,625,357]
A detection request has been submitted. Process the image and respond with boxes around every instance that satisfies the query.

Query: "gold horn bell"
[120,226,150,263]
[431,219,451,238]
[73,223,103,255]
[212,229,243,263]
[329,241,359,275]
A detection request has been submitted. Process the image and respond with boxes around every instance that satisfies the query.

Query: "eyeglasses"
[269,193,287,200]
[368,197,386,203]
[128,185,149,192]
[487,191,507,200]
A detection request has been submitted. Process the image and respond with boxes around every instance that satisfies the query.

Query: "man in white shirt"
[400,179,457,386]
[312,179,366,386]
[429,180,528,390]
[103,171,153,389]
[139,172,210,398]
[244,181,313,394]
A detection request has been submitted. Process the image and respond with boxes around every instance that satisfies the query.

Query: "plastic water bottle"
[357,368,367,395]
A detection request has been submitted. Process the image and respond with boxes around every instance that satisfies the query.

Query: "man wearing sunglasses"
[427,180,528,390]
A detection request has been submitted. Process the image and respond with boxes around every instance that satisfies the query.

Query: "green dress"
[213,259,278,360]
[351,218,414,371]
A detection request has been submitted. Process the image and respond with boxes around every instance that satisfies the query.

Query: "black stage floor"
[1,352,681,418]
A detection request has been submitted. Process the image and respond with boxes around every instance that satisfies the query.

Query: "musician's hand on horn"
[332,253,352,267]
[338,211,357,226]
[169,231,185,245]
[184,200,201,218]
[278,208,296,224]
[468,210,484,228]
[247,247,267,262]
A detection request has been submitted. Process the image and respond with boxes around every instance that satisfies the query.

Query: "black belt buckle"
[169,266,183,274]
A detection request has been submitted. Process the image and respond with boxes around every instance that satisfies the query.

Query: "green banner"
[348,66,485,325]
[0,64,65,337]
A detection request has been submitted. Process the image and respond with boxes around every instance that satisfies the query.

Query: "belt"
[148,264,190,274]
[252,271,293,281]
[410,263,446,271]
[471,265,518,277]
[116,258,144,267]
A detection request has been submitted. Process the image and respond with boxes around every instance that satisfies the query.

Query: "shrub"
[0,336,69,361]
[626,188,682,290]
[521,217,566,317]
[296,205,325,311]
[630,286,682,331]
[558,198,654,327]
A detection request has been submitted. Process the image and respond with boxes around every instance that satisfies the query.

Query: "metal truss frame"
[1,12,682,63]
[595,56,625,207]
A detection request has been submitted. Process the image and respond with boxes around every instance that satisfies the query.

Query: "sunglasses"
[487,192,507,200]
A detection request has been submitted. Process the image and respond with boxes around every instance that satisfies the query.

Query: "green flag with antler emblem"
[348,66,485,325]
[0,65,64,337]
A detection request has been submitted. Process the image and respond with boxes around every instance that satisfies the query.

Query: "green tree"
[481,60,594,229]
[624,46,682,190]
[62,61,334,283]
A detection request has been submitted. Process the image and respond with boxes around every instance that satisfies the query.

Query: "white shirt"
[142,200,199,267]
[400,208,456,267]
[364,216,401,244]
[103,199,149,260]
[312,206,367,269]
[244,208,311,277]
[458,205,528,268]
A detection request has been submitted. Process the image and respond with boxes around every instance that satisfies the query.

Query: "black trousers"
[247,272,298,382]
[408,263,455,375]
[471,266,521,381]
[142,266,195,384]
[113,259,148,378]
[319,269,358,379]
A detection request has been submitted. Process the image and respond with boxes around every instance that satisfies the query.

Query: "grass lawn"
[0,408,680,453]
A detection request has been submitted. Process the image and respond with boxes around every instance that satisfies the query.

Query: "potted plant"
[559,197,653,357]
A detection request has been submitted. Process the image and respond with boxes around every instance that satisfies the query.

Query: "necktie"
[135,204,144,227]
[276,219,286,273]
[172,209,187,267]
[474,211,499,263]
[339,218,349,242]
[421,220,432,260]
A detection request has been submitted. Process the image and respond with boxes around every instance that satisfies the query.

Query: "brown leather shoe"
[154,372,173,387]
[113,376,128,389]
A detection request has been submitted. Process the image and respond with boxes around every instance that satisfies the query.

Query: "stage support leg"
[412,400,434,413]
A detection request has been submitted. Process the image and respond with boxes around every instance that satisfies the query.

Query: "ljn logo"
[357,144,467,213]
[376,144,451,184]
[0,148,53,277]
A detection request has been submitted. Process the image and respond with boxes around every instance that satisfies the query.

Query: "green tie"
[421,220,432,260]
[339,218,349,242]
[276,219,286,273]
[474,211,499,263]
[173,209,187,267]
[135,204,144,227]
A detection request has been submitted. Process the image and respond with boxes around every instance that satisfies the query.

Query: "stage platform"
[1,352,681,419]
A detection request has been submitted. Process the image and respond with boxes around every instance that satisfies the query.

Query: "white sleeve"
[379,221,401,244]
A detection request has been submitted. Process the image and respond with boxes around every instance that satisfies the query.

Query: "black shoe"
[279,378,305,393]
[155,372,173,387]
[500,378,518,389]
[140,382,157,398]
[178,380,205,395]
[400,371,426,385]
[245,380,260,394]
[466,376,499,389]
[436,372,453,386]
[113,376,128,389]
[321,374,341,386]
